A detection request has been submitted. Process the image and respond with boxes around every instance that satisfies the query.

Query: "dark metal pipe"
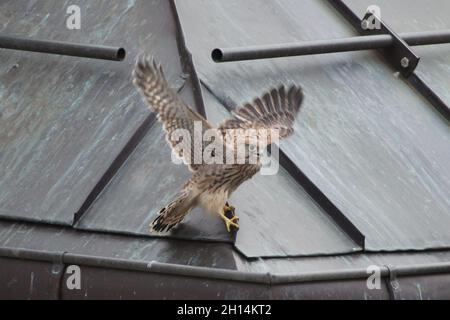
[0,35,126,61]
[401,30,450,46]
[212,29,450,62]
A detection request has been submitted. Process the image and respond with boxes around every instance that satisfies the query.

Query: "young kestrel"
[133,55,303,233]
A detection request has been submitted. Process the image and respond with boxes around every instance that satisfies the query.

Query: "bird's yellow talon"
[223,217,239,232]
[220,205,239,232]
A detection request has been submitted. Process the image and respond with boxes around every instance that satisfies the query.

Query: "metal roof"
[1,0,450,299]
[0,0,154,224]
[175,0,450,253]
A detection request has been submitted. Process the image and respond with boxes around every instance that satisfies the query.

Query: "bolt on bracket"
[361,11,420,77]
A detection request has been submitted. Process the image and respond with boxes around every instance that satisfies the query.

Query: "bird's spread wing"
[133,55,213,172]
[218,85,303,147]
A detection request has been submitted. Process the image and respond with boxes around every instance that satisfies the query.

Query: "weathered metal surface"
[0,0,182,224]
[343,0,450,111]
[329,0,450,122]
[0,257,62,300]
[1,0,450,300]
[175,0,450,251]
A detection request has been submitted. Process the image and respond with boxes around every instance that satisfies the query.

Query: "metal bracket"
[384,265,402,300]
[361,12,420,77]
[51,251,67,300]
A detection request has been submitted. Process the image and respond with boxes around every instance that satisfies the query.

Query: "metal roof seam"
[274,144,366,249]
[72,114,158,226]
[170,0,207,118]
[408,73,450,122]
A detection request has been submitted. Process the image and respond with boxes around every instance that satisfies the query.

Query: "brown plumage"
[132,55,304,233]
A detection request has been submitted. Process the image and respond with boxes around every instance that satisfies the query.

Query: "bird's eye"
[249,145,256,152]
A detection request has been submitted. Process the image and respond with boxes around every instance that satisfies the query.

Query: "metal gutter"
[1,247,450,285]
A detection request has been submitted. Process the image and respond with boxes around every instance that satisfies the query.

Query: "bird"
[132,55,303,233]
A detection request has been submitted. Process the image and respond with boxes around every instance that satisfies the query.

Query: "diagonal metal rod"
[212,30,450,62]
[0,35,126,61]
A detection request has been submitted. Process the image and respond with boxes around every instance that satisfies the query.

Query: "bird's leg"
[220,202,239,232]
[224,202,235,212]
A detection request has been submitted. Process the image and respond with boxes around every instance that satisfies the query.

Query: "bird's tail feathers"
[150,191,193,233]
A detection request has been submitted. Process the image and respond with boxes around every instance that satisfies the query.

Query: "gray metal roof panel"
[0,0,182,224]
[175,0,450,251]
